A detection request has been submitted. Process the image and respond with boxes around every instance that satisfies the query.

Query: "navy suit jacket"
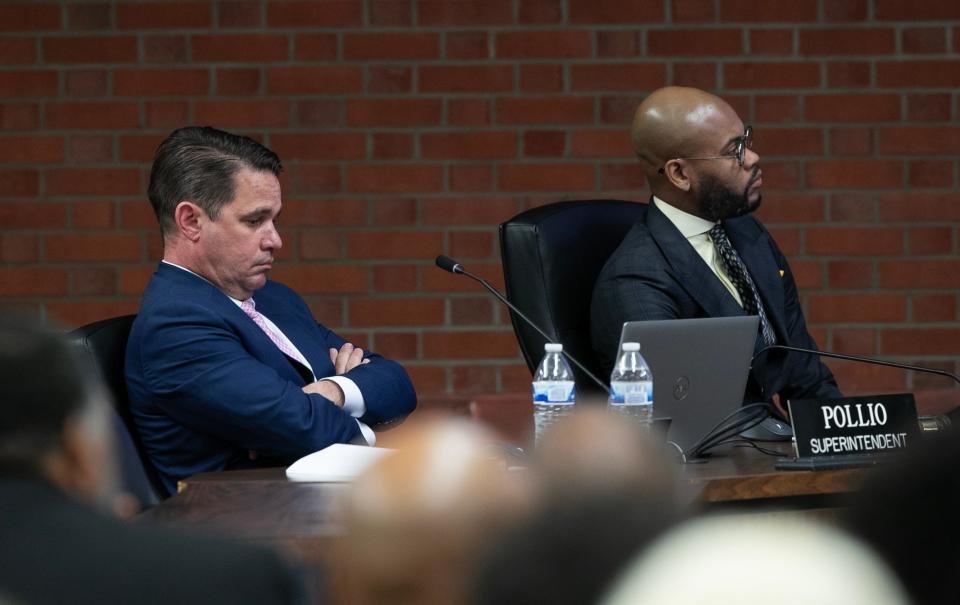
[590,200,840,405]
[126,263,416,494]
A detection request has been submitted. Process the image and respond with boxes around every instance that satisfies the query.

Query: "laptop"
[618,316,759,454]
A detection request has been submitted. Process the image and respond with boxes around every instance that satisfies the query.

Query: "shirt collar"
[652,196,717,239]
[161,259,245,306]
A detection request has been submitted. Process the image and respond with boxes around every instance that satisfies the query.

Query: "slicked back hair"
[147,126,282,235]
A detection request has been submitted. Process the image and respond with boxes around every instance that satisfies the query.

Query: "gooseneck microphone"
[434,255,611,395]
[752,344,960,386]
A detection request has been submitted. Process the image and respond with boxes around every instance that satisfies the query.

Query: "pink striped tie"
[240,299,302,361]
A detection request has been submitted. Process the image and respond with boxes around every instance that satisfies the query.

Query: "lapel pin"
[779,269,785,277]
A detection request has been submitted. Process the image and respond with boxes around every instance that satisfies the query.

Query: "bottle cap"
[621,342,640,352]
[544,343,563,352]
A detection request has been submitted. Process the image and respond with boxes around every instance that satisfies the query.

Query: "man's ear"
[662,160,692,192]
[173,201,205,242]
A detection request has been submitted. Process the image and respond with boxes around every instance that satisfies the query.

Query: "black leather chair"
[499,200,647,396]
[70,315,167,504]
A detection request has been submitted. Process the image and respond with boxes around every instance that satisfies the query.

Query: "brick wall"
[2,0,960,402]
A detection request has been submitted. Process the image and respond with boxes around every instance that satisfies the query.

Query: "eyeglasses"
[657,125,753,174]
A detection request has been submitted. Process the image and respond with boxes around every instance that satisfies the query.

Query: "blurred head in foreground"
[602,514,908,605]
[0,316,118,508]
[340,417,530,605]
[473,408,681,605]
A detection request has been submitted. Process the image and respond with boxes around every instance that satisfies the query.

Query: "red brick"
[298,232,341,260]
[807,227,903,256]
[418,0,512,25]
[450,297,493,325]
[0,267,67,296]
[114,69,209,96]
[373,332,417,360]
[0,38,37,65]
[832,328,876,356]
[805,94,900,122]
[875,0,960,20]
[496,31,591,58]
[0,234,37,263]
[879,127,960,155]
[370,0,412,25]
[445,32,490,60]
[831,194,876,222]
[145,101,189,128]
[270,133,365,161]
[351,297,444,327]
[767,227,799,254]
[799,28,894,55]
[70,266,117,296]
[267,66,362,94]
[725,62,819,88]
[116,2,211,28]
[45,233,139,262]
[344,33,439,61]
[373,265,417,292]
[909,161,953,188]
[295,100,343,128]
[498,163,593,191]
[673,0,716,22]
[422,132,516,160]
[452,365,497,394]
[267,1,362,26]
[72,135,116,164]
[829,128,873,156]
[346,165,442,194]
[291,33,337,61]
[0,4,60,31]
[755,95,800,123]
[347,231,443,259]
[596,31,640,57]
[115,135,157,163]
[372,133,413,159]
[46,168,140,196]
[721,0,817,21]
[0,171,39,196]
[828,260,873,289]
[449,231,493,259]
[219,1,262,27]
[46,300,141,328]
[281,199,366,227]
[520,65,563,93]
[448,98,491,126]
[826,61,871,88]
[215,68,260,95]
[754,194,824,223]
[0,71,57,97]
[600,163,645,191]
[569,129,629,158]
[0,136,62,164]
[422,198,518,225]
[880,260,960,288]
[518,0,561,23]
[194,100,289,127]
[422,262,504,292]
[193,35,287,62]
[0,103,38,130]
[909,227,953,255]
[366,66,411,94]
[882,328,960,356]
[120,202,157,231]
[43,36,137,63]
[523,130,565,157]
[878,61,960,87]
[449,165,493,191]
[72,200,115,229]
[829,363,906,394]
[787,259,820,289]
[270,265,367,294]
[287,165,341,194]
[420,65,513,93]
[806,160,901,189]
[669,63,715,89]
[754,127,822,156]
[749,29,793,55]
[824,0,867,21]
[496,97,594,125]
[809,294,906,323]
[913,294,956,323]
[423,330,519,359]
[648,29,742,56]
[571,63,666,91]
[907,93,951,122]
[46,102,139,129]
[569,0,663,23]
[347,99,440,127]
[902,27,947,54]
[407,365,448,395]
[143,35,188,63]
[880,194,960,222]
[64,70,107,97]
[0,202,67,228]
[370,198,417,226]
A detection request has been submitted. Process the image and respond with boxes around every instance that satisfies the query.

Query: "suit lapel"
[257,296,335,379]
[646,202,743,318]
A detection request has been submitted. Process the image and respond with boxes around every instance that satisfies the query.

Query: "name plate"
[787,393,919,459]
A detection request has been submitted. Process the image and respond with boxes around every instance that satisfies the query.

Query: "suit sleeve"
[137,300,363,458]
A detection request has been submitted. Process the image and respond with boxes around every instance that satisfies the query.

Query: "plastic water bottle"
[608,342,653,426]
[532,343,575,445]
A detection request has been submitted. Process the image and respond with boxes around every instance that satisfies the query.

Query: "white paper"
[285,443,393,482]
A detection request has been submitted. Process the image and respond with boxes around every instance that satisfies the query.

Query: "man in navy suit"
[591,86,839,405]
[126,127,416,494]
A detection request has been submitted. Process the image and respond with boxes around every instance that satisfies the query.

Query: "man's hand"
[302,380,345,407]
[329,343,370,375]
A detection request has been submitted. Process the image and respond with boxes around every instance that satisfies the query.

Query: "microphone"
[752,343,959,430]
[434,255,611,395]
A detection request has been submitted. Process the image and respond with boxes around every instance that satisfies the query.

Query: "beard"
[695,168,762,222]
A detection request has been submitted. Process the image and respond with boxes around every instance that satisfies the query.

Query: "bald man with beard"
[591,86,840,407]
